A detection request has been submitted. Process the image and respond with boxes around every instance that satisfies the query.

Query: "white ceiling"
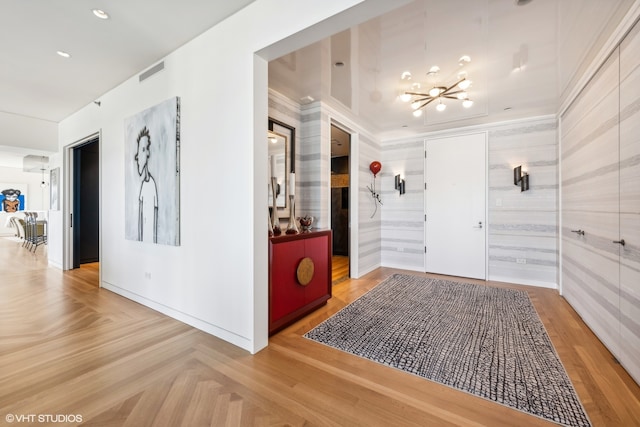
[269,0,635,139]
[0,0,256,162]
[0,0,634,165]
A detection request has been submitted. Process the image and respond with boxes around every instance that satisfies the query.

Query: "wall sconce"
[395,174,406,195]
[514,165,529,192]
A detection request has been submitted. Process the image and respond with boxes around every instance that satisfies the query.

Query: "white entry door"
[425,133,486,279]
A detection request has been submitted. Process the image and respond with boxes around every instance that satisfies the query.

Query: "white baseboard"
[48,260,63,270]
[101,281,257,354]
[489,275,558,289]
[380,262,424,273]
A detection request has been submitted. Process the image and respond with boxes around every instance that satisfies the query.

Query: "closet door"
[619,21,640,383]
[561,50,620,356]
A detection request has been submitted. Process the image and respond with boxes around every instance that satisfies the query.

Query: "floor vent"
[139,61,165,82]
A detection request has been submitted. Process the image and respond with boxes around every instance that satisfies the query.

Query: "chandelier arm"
[443,89,464,96]
[404,75,470,114]
[416,98,438,109]
[441,78,467,95]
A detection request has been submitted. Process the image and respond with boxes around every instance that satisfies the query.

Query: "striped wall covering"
[269,90,330,229]
[298,103,330,229]
[269,89,301,135]
[487,119,558,287]
[380,117,559,287]
[380,137,425,271]
[357,133,382,276]
[562,50,621,358]
[619,18,640,385]
[561,18,640,384]
[269,90,383,277]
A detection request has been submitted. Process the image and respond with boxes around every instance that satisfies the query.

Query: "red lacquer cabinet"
[268,230,332,335]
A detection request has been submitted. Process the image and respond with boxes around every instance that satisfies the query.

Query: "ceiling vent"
[139,61,165,82]
[23,155,49,173]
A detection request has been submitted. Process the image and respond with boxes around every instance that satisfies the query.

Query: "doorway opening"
[330,124,350,284]
[67,136,100,272]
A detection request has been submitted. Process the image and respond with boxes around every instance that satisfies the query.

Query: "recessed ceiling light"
[56,50,71,58]
[299,95,315,104]
[458,55,471,66]
[92,9,110,19]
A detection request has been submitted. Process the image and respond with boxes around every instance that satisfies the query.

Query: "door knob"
[473,221,483,229]
[571,229,585,235]
[613,239,626,246]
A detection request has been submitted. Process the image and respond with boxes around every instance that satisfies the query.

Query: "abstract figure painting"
[124,97,180,246]
[50,168,60,211]
[0,185,26,213]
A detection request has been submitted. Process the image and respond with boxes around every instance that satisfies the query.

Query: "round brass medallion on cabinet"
[296,257,315,286]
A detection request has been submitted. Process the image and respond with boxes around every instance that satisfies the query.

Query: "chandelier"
[400,56,474,117]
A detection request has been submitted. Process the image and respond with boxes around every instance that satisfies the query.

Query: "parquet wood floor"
[1,237,639,426]
[332,255,349,284]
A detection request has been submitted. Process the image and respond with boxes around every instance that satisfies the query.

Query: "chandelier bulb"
[458,79,472,90]
[402,57,474,116]
[428,87,441,97]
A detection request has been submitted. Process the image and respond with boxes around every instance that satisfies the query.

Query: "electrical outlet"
[516,258,527,264]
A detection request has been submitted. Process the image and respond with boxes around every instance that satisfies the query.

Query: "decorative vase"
[270,177,281,235]
[299,215,314,232]
[286,195,299,234]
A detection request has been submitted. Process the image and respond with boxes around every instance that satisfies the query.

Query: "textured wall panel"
[561,49,620,358]
[358,133,382,275]
[619,20,640,384]
[298,104,330,229]
[380,137,424,271]
[559,32,640,383]
[380,118,558,283]
[488,119,558,287]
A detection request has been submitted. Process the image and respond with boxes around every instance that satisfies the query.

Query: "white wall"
[52,0,391,354]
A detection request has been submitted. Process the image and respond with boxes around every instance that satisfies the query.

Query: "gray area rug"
[304,274,591,427]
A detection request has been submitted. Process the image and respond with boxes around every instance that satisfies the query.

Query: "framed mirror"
[268,130,287,208]
[268,118,295,216]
